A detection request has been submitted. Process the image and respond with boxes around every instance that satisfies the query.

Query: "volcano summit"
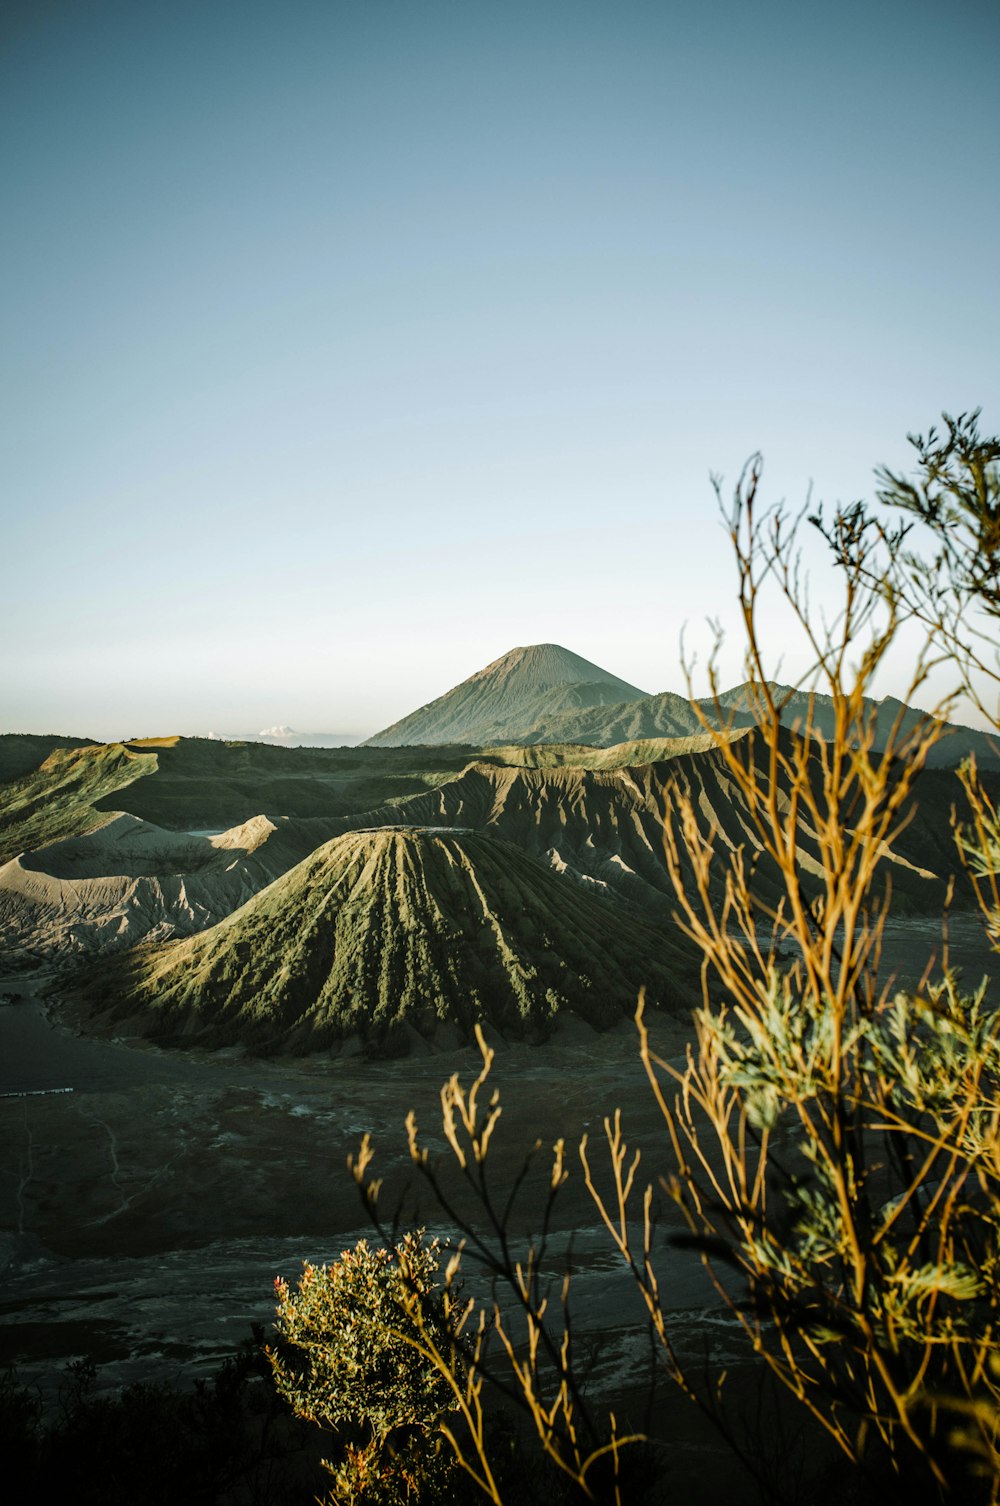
[363,643,648,747]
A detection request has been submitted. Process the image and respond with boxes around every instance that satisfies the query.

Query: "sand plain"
[2,911,995,1499]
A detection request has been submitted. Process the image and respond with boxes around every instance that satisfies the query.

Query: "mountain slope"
[363,644,648,747]
[85,828,697,1052]
[472,679,998,767]
[510,690,712,746]
[712,683,1000,768]
[0,811,347,962]
[0,733,97,786]
[0,743,160,863]
[347,730,964,916]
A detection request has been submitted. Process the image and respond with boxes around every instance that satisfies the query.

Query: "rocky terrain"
[81,826,697,1051]
[1,643,992,1054]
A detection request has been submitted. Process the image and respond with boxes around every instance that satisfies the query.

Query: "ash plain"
[2,917,994,1484]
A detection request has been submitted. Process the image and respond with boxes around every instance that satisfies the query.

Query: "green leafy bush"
[269,1232,467,1503]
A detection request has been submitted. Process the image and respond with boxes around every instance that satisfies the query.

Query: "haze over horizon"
[3,0,999,740]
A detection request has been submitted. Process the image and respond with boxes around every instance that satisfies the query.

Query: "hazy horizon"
[7,633,998,746]
[3,0,999,738]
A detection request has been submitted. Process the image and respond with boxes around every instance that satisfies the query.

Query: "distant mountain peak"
[468,643,626,684]
[364,644,649,747]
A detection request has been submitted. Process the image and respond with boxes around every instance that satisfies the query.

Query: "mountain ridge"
[364,647,999,768]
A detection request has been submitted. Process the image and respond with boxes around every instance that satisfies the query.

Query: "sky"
[2,0,998,740]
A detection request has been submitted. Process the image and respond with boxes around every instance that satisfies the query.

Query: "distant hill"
[0,737,482,864]
[0,733,97,785]
[710,683,1000,768]
[363,644,648,747]
[84,827,698,1053]
[504,683,999,767]
[362,649,998,769]
[397,662,993,765]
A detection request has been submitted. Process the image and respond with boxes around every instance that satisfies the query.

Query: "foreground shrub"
[269,1232,470,1503]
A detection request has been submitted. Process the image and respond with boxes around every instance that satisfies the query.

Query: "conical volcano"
[87,826,695,1053]
[363,644,648,747]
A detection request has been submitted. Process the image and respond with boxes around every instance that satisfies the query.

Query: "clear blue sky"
[3,0,998,739]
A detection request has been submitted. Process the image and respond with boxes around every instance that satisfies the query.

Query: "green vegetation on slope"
[97,739,485,829]
[0,743,158,864]
[0,733,97,785]
[87,827,697,1053]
